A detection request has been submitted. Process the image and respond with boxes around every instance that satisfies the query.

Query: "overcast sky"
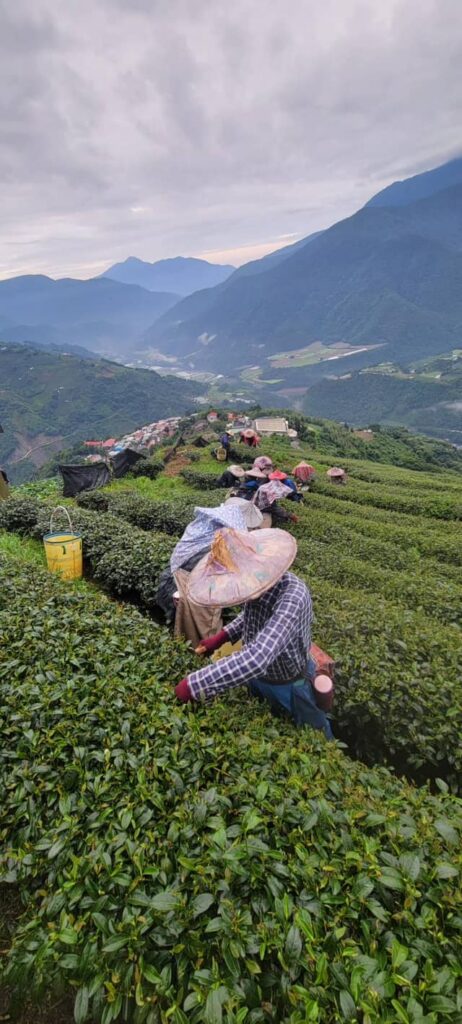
[1,0,461,280]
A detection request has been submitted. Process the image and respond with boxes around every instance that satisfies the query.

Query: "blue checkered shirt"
[188,572,313,700]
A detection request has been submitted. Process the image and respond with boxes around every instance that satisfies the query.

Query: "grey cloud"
[0,0,461,277]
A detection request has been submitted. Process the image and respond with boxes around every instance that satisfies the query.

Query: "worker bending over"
[175,527,332,737]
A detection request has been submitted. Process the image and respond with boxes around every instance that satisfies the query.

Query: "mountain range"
[146,159,462,372]
[0,343,202,482]
[101,255,234,295]
[0,276,179,357]
[1,156,462,449]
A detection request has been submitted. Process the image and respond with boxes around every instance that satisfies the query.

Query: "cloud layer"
[1,0,461,278]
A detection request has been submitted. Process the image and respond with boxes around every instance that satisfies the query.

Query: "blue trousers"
[248,676,333,739]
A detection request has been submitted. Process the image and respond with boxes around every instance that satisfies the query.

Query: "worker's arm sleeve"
[271,503,290,522]
[187,595,301,700]
[223,611,245,644]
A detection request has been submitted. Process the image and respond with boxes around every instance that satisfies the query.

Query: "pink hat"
[188,527,297,607]
[245,467,268,480]
[253,456,273,472]
[269,470,288,481]
[294,462,315,482]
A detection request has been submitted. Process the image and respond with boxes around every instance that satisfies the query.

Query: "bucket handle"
[49,505,74,535]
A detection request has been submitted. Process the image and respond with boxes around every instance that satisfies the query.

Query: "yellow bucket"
[43,506,83,581]
[211,639,243,662]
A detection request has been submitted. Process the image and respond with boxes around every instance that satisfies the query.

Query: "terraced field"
[1,417,461,1023]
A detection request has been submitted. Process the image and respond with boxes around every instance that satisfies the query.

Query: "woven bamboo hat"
[188,527,297,607]
[224,497,263,529]
[253,456,273,471]
[228,464,245,478]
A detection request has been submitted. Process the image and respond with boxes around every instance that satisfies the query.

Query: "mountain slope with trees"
[0,344,202,482]
[303,355,462,444]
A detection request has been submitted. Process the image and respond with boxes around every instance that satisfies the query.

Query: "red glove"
[175,678,192,703]
[195,629,229,655]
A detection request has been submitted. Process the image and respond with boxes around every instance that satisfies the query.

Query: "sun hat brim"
[228,465,245,477]
[244,468,267,479]
[187,527,297,607]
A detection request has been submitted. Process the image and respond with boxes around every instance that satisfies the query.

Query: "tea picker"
[156,501,262,647]
[174,527,333,737]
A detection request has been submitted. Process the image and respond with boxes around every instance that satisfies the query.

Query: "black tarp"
[110,448,146,479]
[59,462,111,497]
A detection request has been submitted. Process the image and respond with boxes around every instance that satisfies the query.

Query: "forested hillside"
[0,344,201,482]
[304,354,462,444]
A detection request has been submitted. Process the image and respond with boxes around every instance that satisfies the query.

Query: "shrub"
[76,489,110,512]
[0,497,43,534]
[76,491,228,537]
[1,553,462,1024]
[181,469,223,490]
[0,498,174,611]
[129,458,163,480]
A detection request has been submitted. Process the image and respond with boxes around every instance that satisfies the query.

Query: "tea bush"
[129,458,164,480]
[1,553,462,1024]
[181,469,225,490]
[311,477,462,521]
[301,574,462,785]
[0,498,174,610]
[76,490,110,512]
[76,491,231,537]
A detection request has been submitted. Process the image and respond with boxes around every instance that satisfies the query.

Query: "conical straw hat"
[253,456,273,471]
[188,527,297,607]
[224,497,263,529]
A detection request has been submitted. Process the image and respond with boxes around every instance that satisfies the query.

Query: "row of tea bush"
[1,550,461,1024]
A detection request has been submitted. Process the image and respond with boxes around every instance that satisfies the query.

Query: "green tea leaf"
[192,892,215,917]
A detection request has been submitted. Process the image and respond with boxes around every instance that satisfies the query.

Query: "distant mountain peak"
[101,255,235,296]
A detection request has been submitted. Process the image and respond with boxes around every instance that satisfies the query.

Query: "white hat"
[194,503,247,531]
[224,496,264,529]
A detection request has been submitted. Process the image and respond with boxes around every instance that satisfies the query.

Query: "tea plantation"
[1,417,462,1023]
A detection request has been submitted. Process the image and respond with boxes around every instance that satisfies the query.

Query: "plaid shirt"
[188,572,313,700]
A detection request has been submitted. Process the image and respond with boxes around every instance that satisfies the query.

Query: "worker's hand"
[289,513,299,523]
[195,628,229,656]
[175,678,192,702]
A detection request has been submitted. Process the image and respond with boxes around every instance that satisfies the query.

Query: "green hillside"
[303,353,462,444]
[1,412,462,1022]
[0,344,202,482]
